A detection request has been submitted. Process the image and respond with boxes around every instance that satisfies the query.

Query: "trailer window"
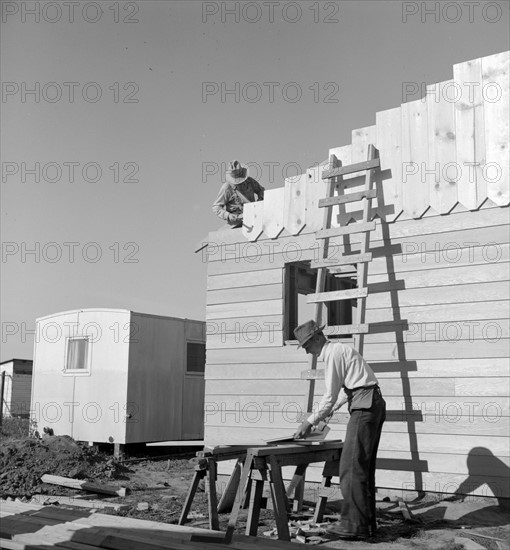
[65,338,90,371]
[284,261,356,341]
[187,342,206,374]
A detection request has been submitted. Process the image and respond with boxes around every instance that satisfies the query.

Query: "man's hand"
[294,420,313,440]
[227,213,242,224]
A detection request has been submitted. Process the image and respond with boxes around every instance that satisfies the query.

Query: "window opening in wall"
[285,261,357,341]
[65,338,90,372]
[187,342,206,374]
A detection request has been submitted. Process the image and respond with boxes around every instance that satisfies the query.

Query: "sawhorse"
[183,441,342,543]
[178,445,250,530]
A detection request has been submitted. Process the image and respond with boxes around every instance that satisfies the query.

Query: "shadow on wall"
[452,447,510,509]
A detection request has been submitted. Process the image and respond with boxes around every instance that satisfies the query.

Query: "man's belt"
[343,384,380,395]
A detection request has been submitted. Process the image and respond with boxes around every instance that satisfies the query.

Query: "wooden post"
[113,443,125,459]
[205,458,220,530]
[0,371,6,428]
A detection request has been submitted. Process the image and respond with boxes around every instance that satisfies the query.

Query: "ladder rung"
[322,158,380,179]
[301,369,324,380]
[307,288,368,303]
[316,221,376,239]
[324,324,369,335]
[312,252,373,269]
[319,189,377,208]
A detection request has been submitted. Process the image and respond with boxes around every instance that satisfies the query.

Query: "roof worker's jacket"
[212,178,265,223]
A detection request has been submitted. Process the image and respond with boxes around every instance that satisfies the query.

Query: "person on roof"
[212,160,265,228]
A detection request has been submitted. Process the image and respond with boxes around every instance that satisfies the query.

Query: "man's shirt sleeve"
[212,184,231,220]
[256,181,265,200]
[306,344,345,425]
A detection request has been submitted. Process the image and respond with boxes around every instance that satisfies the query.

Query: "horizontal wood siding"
[204,204,510,498]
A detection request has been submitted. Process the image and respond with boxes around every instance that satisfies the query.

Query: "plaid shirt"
[212,177,265,221]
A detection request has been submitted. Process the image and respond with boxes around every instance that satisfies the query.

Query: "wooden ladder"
[305,144,380,414]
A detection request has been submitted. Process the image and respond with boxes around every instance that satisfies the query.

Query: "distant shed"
[0,359,33,418]
[31,309,206,445]
[199,51,510,501]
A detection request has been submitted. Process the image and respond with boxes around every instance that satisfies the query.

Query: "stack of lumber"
[0,500,297,550]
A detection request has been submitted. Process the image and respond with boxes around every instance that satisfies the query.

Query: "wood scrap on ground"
[40,474,126,497]
[397,498,421,523]
[30,493,129,511]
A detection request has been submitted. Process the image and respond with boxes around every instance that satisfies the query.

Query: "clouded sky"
[1,0,509,360]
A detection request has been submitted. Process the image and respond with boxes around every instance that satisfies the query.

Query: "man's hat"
[294,320,325,348]
[225,160,248,185]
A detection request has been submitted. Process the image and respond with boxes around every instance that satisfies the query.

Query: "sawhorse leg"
[224,449,255,543]
[217,457,243,513]
[245,467,267,536]
[268,456,291,541]
[178,466,207,525]
[313,459,340,524]
[286,463,308,512]
[179,458,220,530]
[206,458,220,530]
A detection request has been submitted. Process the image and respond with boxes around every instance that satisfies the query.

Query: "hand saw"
[266,412,334,444]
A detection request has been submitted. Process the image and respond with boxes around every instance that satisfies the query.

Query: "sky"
[1,0,509,361]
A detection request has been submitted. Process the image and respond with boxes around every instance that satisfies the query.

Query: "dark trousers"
[339,388,386,535]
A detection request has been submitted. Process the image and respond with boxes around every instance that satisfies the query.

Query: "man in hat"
[212,160,265,228]
[294,320,386,540]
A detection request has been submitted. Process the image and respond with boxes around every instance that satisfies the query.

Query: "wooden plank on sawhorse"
[192,441,343,543]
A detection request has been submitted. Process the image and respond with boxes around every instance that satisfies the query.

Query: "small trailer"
[31,308,206,446]
[0,359,33,419]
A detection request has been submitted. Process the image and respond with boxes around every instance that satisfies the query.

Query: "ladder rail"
[305,146,378,415]
[354,143,377,355]
[306,154,342,414]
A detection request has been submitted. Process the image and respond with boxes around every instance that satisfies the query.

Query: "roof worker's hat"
[294,320,325,348]
[225,160,249,185]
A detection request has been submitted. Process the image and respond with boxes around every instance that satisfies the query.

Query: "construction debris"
[0,435,127,498]
[454,537,488,550]
[30,493,129,512]
[41,474,126,497]
[397,498,420,523]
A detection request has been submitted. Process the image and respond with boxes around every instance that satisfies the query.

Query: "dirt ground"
[1,423,509,549]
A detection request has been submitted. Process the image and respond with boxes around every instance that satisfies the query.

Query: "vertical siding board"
[351,126,377,177]
[284,173,307,235]
[243,201,264,241]
[454,57,487,209]
[401,99,431,218]
[262,187,285,238]
[482,51,510,206]
[376,107,403,221]
[305,163,329,231]
[328,145,361,225]
[427,80,459,214]
[329,144,352,168]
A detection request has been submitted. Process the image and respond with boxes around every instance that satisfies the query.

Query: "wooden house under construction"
[199,51,510,501]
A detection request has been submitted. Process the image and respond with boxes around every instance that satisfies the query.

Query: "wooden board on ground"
[40,474,126,497]
[0,500,300,550]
